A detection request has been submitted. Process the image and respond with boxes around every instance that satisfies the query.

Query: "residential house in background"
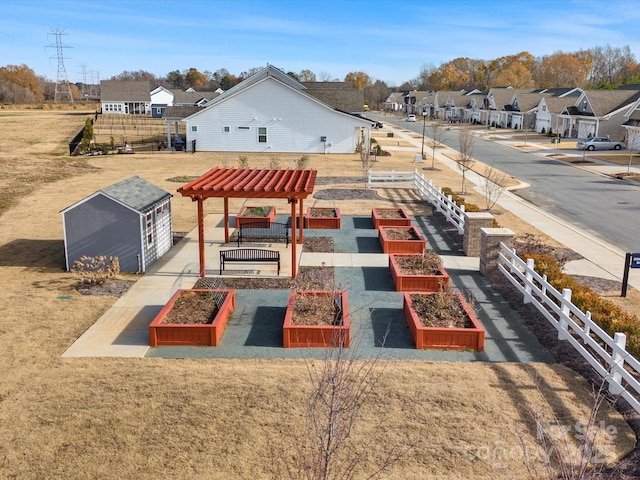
[100,80,151,115]
[623,96,640,150]
[534,96,578,134]
[150,86,222,118]
[383,92,404,111]
[183,65,373,154]
[557,89,640,139]
[61,176,172,273]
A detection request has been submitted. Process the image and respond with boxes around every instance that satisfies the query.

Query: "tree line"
[1,44,638,107]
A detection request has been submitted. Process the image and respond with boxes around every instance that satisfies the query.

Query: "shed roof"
[101,176,171,213]
[178,167,317,201]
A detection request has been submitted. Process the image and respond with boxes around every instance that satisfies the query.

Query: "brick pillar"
[480,227,515,279]
[463,212,494,256]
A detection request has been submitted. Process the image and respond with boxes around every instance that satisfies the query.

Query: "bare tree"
[269,334,412,480]
[457,128,476,194]
[357,129,372,187]
[427,120,446,169]
[481,164,508,211]
[625,127,640,174]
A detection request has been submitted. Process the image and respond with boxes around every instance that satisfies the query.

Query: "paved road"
[371,114,640,253]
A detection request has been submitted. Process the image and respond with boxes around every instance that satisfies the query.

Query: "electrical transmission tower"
[47,29,74,103]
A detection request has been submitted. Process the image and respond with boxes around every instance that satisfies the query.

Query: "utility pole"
[47,29,74,103]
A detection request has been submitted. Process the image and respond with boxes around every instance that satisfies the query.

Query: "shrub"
[71,255,120,285]
[238,155,248,168]
[295,155,310,169]
[541,127,546,134]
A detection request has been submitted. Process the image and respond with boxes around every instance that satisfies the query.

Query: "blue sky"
[2,0,640,86]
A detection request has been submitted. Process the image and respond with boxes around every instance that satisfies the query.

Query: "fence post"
[608,332,627,395]
[524,258,534,304]
[558,288,572,340]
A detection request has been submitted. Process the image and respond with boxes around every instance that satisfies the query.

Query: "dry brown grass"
[0,110,636,479]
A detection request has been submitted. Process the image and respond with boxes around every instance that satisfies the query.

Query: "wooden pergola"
[177,167,317,278]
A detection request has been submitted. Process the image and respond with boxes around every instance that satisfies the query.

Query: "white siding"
[151,89,174,106]
[186,79,369,154]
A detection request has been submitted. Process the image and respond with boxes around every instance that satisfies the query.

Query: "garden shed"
[61,176,172,273]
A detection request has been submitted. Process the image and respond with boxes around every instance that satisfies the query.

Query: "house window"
[146,213,153,245]
[191,126,198,132]
[258,127,267,143]
[223,126,230,133]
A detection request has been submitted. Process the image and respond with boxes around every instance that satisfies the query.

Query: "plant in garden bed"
[409,288,475,328]
[305,206,341,229]
[241,205,273,217]
[403,287,485,350]
[148,287,236,347]
[378,225,426,254]
[283,270,350,348]
[371,207,411,228]
[389,250,450,292]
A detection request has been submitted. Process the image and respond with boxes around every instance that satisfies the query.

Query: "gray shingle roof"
[100,80,151,102]
[101,176,171,213]
[582,89,640,116]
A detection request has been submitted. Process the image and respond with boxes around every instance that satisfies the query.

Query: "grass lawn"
[0,110,635,479]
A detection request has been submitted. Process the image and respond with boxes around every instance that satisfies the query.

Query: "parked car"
[576,137,623,151]
[405,114,416,122]
[372,121,383,129]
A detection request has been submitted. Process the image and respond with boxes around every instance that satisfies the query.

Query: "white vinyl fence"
[498,243,640,413]
[367,169,466,234]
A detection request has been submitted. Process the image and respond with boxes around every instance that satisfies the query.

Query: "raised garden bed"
[378,226,427,254]
[305,207,341,229]
[371,207,411,228]
[235,205,276,228]
[403,291,484,351]
[283,290,350,348]
[389,253,450,292]
[149,289,235,347]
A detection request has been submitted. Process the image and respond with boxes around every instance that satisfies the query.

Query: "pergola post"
[197,198,205,277]
[298,199,304,244]
[290,199,297,278]
[223,198,229,243]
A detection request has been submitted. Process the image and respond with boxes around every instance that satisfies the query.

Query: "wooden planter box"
[378,226,426,254]
[403,292,485,351]
[149,289,235,347]
[389,254,450,292]
[283,290,350,348]
[305,207,341,229]
[235,205,276,228]
[372,207,411,228]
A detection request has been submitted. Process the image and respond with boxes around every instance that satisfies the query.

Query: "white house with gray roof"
[182,65,373,154]
[61,176,172,273]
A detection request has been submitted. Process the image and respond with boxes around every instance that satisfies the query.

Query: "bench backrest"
[221,248,280,260]
[240,221,288,233]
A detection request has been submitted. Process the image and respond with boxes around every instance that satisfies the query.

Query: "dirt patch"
[76,278,136,297]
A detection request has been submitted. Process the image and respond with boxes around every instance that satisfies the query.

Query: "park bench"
[238,221,289,247]
[219,248,280,275]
